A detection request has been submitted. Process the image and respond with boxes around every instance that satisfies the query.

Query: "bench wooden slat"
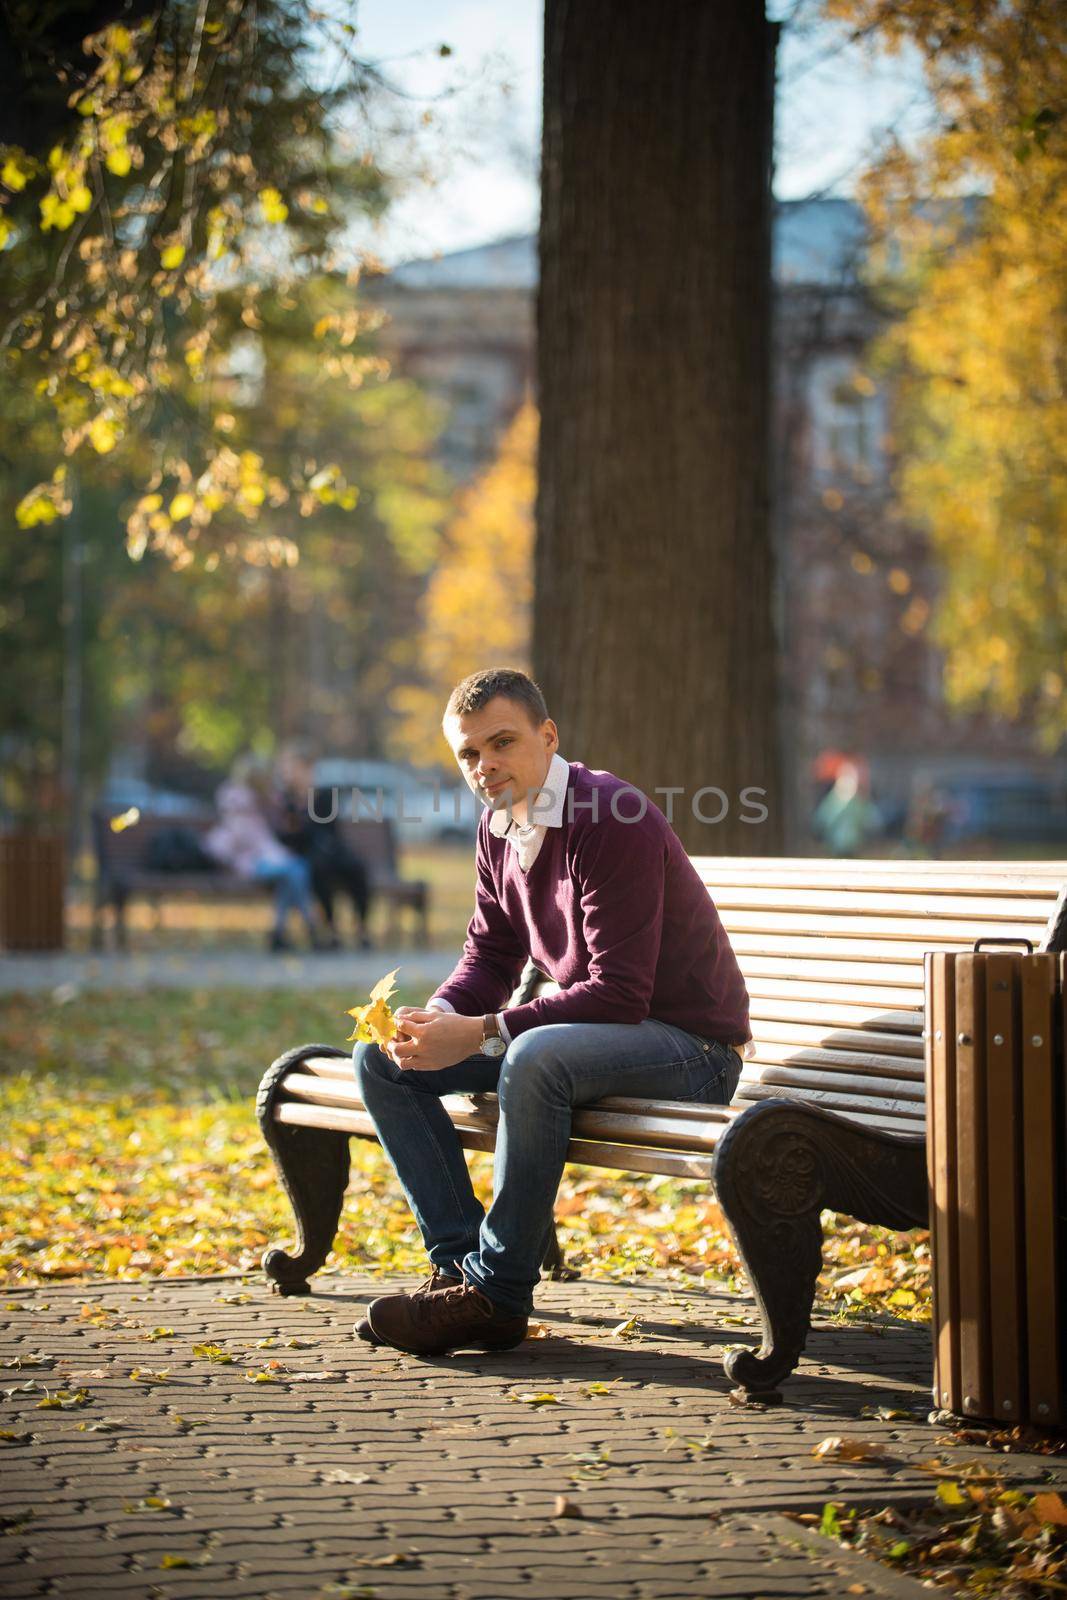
[741,1063,924,1103]
[280,1074,735,1153]
[745,973,924,1008]
[751,1020,923,1060]
[729,932,1004,964]
[693,857,1067,887]
[721,910,1045,943]
[737,1082,925,1121]
[749,996,922,1034]
[709,886,1057,920]
[748,1045,923,1084]
[740,956,924,989]
[273,1101,717,1179]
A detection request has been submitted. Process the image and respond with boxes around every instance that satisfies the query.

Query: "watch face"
[481,1034,506,1057]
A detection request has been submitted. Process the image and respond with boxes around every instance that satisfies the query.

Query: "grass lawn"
[0,983,931,1318]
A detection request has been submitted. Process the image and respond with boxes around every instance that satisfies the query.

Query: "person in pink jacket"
[205,757,321,952]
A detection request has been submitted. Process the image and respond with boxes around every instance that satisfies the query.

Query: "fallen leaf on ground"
[610,1316,639,1337]
[36,1389,91,1409]
[513,1391,561,1406]
[812,1436,888,1462]
[1032,1491,1067,1527]
[553,1495,582,1518]
[524,1321,553,1340]
[191,1344,233,1363]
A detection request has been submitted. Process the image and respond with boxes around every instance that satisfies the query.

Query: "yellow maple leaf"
[345,968,400,1045]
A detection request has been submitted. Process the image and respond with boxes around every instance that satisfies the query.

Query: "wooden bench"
[91,808,429,950]
[256,857,1067,1398]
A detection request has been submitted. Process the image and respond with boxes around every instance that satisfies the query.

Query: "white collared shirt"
[486,750,571,872]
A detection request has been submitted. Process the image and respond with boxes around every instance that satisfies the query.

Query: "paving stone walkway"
[2,1274,1063,1600]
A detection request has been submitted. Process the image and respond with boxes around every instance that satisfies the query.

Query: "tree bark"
[536,0,781,853]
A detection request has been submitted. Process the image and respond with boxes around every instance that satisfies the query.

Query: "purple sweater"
[431,761,750,1045]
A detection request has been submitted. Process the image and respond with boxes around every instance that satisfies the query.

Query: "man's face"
[443,695,558,814]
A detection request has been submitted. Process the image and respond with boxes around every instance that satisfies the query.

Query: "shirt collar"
[488,751,570,838]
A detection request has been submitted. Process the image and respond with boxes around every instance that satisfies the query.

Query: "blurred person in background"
[272,743,374,950]
[812,758,884,858]
[205,754,323,952]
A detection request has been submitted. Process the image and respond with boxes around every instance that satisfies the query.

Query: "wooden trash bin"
[925,943,1065,1427]
[0,832,66,951]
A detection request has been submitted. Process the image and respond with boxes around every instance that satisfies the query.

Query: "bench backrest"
[93,806,403,886]
[695,857,1067,1135]
[92,808,215,873]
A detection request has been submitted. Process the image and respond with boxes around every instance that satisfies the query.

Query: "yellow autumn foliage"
[391,401,536,760]
[829,0,1067,741]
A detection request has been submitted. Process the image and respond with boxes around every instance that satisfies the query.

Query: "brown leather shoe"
[354,1268,460,1346]
[366,1279,528,1356]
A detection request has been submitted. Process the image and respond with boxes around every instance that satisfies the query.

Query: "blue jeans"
[354,1020,742,1317]
[253,856,314,936]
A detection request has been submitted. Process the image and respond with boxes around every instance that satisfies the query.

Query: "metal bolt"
[957,1032,972,1046]
[1032,1035,1044,1048]
[934,1029,942,1041]
[1002,1399,1014,1413]
[964,1395,977,1411]
[942,1390,950,1405]
[993,1033,1004,1046]
[1038,1402,1050,1417]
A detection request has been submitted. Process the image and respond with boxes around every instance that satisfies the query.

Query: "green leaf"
[819,1502,842,1539]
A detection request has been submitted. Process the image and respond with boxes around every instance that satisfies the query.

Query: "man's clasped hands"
[386,1007,486,1073]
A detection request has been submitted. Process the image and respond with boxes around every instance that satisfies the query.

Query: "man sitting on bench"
[353,667,750,1356]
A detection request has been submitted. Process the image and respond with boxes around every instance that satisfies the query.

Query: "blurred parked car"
[936,776,1067,849]
[313,760,480,846]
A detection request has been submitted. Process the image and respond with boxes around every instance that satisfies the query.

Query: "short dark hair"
[444,668,549,728]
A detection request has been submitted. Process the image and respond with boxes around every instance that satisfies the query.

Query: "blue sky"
[350,0,932,266]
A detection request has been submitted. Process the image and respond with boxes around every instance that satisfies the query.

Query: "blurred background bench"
[91,808,429,950]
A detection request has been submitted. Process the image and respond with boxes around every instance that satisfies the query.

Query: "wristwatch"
[479,1014,507,1058]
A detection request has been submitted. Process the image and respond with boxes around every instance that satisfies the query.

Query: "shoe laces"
[411,1281,492,1327]
[411,1269,459,1298]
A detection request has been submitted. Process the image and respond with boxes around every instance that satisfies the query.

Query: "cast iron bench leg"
[712,1099,928,1402]
[258,1044,351,1295]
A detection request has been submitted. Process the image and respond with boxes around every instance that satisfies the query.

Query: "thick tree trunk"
[536,0,781,853]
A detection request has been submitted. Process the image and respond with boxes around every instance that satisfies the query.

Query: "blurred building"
[372,201,1067,850]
